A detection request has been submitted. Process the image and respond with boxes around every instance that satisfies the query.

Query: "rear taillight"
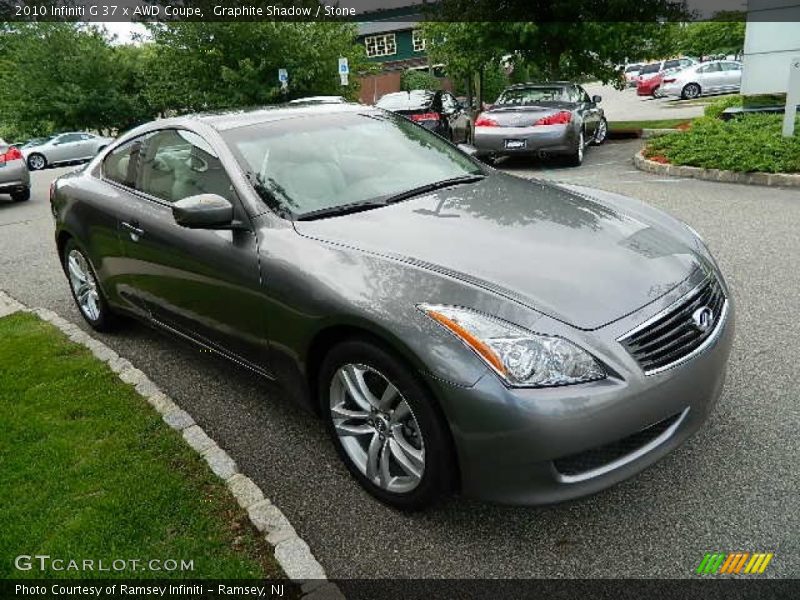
[0,146,22,163]
[410,112,440,122]
[534,111,572,126]
[474,114,498,127]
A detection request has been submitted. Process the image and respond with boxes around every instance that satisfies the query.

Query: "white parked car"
[660,60,743,100]
[22,132,114,171]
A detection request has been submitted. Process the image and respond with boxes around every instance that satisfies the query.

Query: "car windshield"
[222,111,482,218]
[639,64,661,75]
[376,91,434,111]
[495,87,569,105]
[23,136,54,148]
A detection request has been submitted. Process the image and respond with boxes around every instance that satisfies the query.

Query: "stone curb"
[634,150,800,187]
[0,291,342,600]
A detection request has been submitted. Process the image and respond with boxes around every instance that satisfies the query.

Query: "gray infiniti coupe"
[51,103,733,509]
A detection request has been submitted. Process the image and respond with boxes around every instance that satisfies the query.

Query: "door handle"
[121,221,144,241]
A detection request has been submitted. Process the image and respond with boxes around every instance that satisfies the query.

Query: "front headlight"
[419,304,606,387]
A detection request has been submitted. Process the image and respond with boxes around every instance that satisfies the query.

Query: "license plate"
[504,139,526,149]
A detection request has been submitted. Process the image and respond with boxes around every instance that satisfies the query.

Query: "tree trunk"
[478,65,484,112]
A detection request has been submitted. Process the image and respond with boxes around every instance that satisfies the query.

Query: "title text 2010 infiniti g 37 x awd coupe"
[51,103,733,509]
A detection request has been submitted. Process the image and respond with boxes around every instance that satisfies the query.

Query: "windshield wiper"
[376,174,485,205]
[295,200,389,221]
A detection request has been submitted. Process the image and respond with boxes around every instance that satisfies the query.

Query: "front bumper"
[474,124,576,157]
[0,159,30,192]
[426,292,734,505]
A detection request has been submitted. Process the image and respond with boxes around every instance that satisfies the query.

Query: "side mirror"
[457,143,478,156]
[592,95,602,103]
[172,194,234,229]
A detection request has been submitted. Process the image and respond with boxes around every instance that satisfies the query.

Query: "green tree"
[143,22,369,113]
[0,23,149,138]
[400,69,443,91]
[673,13,746,58]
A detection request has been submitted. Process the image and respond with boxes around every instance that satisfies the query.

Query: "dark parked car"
[376,90,472,144]
[52,103,733,509]
[473,82,607,166]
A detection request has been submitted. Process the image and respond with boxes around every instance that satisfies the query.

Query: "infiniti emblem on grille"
[691,306,714,332]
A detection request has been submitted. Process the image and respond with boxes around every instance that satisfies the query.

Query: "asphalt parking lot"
[583,82,705,121]
[1,140,798,578]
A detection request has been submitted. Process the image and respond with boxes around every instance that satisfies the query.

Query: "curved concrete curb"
[0,291,343,600]
[634,150,800,187]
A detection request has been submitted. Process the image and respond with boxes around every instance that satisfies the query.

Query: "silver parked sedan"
[0,138,31,202]
[22,131,114,171]
[473,82,607,166]
[660,60,743,100]
[51,103,732,509]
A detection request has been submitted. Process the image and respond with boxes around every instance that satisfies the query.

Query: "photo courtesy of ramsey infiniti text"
[50,103,733,510]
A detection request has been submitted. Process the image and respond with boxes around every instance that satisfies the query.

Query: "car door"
[576,85,599,139]
[719,62,743,91]
[697,62,725,93]
[441,92,467,142]
[49,133,89,163]
[114,127,269,372]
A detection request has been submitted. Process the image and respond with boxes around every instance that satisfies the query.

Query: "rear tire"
[319,338,453,510]
[681,83,701,100]
[566,129,585,166]
[63,239,119,332]
[11,188,30,202]
[27,153,46,171]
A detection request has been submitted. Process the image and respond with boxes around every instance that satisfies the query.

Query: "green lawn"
[609,118,693,131]
[0,312,284,580]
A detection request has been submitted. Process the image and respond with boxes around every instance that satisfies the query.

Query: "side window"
[60,133,84,144]
[137,129,237,204]
[698,63,722,74]
[721,62,741,71]
[102,141,139,188]
[663,59,680,70]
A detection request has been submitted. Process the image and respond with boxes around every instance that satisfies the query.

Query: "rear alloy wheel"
[11,188,30,202]
[320,339,452,510]
[27,153,46,171]
[591,118,608,146]
[566,129,585,166]
[681,83,701,100]
[64,240,118,331]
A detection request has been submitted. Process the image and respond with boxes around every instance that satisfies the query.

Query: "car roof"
[505,82,573,89]
[168,102,373,132]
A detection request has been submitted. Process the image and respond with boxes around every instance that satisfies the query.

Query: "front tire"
[591,118,608,146]
[11,188,30,202]
[63,240,118,332]
[320,339,453,510]
[27,153,46,171]
[681,83,701,100]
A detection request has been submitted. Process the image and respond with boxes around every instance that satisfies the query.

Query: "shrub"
[644,113,800,173]
[704,95,742,119]
[401,69,442,91]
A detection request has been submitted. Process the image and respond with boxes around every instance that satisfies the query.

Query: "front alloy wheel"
[592,118,608,146]
[320,339,452,510]
[27,153,46,171]
[330,364,425,494]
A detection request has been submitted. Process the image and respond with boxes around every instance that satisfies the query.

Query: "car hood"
[293,173,700,330]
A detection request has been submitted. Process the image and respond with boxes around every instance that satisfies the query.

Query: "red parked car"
[637,71,666,97]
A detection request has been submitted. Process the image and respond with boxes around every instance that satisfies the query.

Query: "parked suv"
[0,138,31,202]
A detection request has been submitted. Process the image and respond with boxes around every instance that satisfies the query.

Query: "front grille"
[553,411,683,477]
[620,276,726,374]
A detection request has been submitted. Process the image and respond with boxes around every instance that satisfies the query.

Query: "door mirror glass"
[592,95,602,103]
[172,194,234,229]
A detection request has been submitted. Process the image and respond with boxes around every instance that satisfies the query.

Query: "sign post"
[782,57,799,137]
[278,68,289,92]
[338,57,349,87]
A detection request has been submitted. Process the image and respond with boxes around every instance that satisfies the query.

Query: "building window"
[364,33,397,58]
[412,30,426,52]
